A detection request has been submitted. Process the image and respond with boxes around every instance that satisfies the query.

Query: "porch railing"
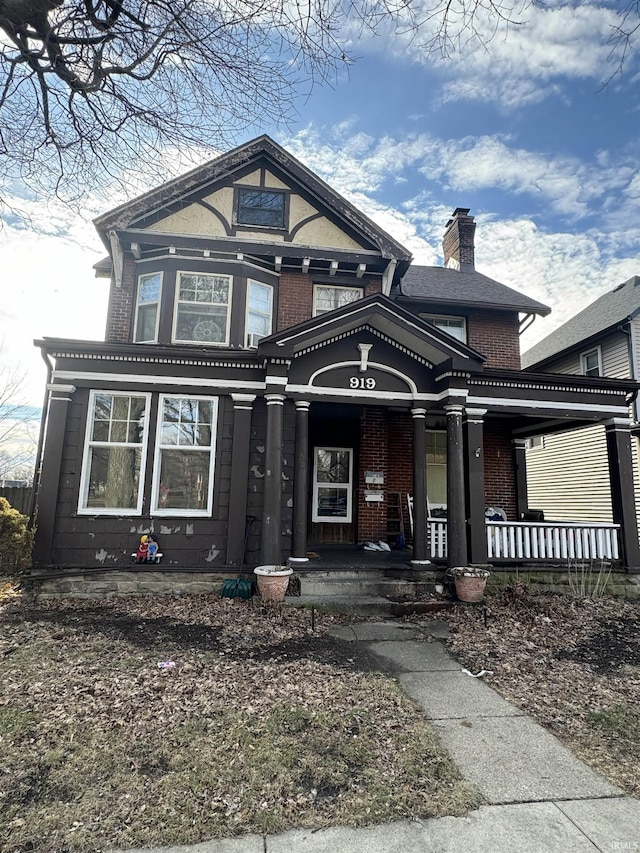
[486,520,620,562]
[424,518,620,562]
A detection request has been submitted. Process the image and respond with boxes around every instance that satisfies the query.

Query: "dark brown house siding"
[48,393,243,568]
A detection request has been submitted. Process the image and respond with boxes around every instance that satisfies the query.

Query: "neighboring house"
[522,276,640,526]
[31,136,640,573]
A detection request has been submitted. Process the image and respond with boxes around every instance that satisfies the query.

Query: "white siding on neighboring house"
[630,318,640,422]
[600,331,630,379]
[526,425,613,522]
[544,351,581,375]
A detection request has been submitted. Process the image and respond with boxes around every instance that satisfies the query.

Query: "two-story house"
[523,276,640,527]
[31,136,640,576]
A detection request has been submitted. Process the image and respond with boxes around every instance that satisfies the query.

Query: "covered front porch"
[252,296,640,574]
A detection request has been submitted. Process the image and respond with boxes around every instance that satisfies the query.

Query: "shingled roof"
[522,275,640,369]
[399,266,550,316]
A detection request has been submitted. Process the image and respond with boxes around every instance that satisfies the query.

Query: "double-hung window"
[152,395,217,515]
[79,392,150,514]
[173,272,231,345]
[581,347,602,377]
[246,280,273,347]
[313,285,362,316]
[134,272,162,343]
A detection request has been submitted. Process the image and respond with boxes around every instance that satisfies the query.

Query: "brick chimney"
[442,208,475,272]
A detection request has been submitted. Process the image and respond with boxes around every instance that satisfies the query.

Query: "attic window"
[236,188,285,228]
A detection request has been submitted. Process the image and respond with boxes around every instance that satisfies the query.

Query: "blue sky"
[1,0,639,405]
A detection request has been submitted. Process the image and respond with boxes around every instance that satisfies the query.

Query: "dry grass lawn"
[0,584,478,853]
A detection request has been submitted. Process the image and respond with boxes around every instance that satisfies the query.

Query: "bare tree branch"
[6,0,631,211]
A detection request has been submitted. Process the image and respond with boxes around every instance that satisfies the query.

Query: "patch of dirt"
[446,584,640,797]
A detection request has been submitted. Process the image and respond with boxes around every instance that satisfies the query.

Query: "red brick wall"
[277,272,313,330]
[483,420,516,519]
[467,309,521,369]
[387,412,413,537]
[105,258,135,342]
[357,407,388,541]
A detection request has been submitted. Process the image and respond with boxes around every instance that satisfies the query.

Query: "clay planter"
[450,568,491,603]
[253,566,293,602]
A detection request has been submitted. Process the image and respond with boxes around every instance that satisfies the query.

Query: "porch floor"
[292,544,437,572]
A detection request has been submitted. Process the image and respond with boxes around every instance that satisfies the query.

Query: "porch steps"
[287,571,435,612]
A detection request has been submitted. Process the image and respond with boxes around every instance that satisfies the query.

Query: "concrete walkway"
[114,619,640,853]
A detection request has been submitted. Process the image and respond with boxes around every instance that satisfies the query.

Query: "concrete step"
[295,575,427,597]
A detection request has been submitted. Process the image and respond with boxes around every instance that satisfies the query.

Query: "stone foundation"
[25,571,230,599]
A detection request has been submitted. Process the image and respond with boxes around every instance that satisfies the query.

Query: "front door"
[308,405,359,544]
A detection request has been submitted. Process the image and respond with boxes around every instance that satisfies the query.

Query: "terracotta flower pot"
[451,568,490,603]
[253,566,293,601]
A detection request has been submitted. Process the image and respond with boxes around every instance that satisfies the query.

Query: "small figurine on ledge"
[133,534,163,565]
[135,535,150,563]
[146,535,159,563]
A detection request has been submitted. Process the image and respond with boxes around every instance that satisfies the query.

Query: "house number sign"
[349,376,376,390]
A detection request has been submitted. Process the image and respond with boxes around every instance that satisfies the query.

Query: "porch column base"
[411,559,432,566]
[288,556,309,564]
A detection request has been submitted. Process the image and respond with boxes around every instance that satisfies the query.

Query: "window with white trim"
[173,272,231,345]
[420,314,467,343]
[134,272,162,343]
[313,284,362,316]
[246,280,273,347]
[79,392,149,514]
[312,447,353,523]
[426,430,447,514]
[581,347,602,377]
[152,395,217,515]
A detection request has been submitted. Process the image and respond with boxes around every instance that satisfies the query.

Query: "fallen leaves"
[0,592,478,853]
[446,584,640,797]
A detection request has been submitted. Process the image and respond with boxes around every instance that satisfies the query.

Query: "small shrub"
[0,496,33,571]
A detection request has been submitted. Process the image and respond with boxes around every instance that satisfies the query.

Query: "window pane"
[176,306,226,342]
[138,274,161,303]
[157,449,210,510]
[238,189,285,228]
[91,394,145,445]
[314,286,361,315]
[86,447,141,509]
[316,448,349,483]
[135,304,158,342]
[249,283,271,312]
[316,487,348,518]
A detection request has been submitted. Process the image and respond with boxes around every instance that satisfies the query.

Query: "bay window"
[173,272,231,345]
[246,280,273,347]
[134,272,162,343]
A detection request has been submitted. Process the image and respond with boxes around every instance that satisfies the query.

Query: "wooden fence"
[0,487,34,516]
